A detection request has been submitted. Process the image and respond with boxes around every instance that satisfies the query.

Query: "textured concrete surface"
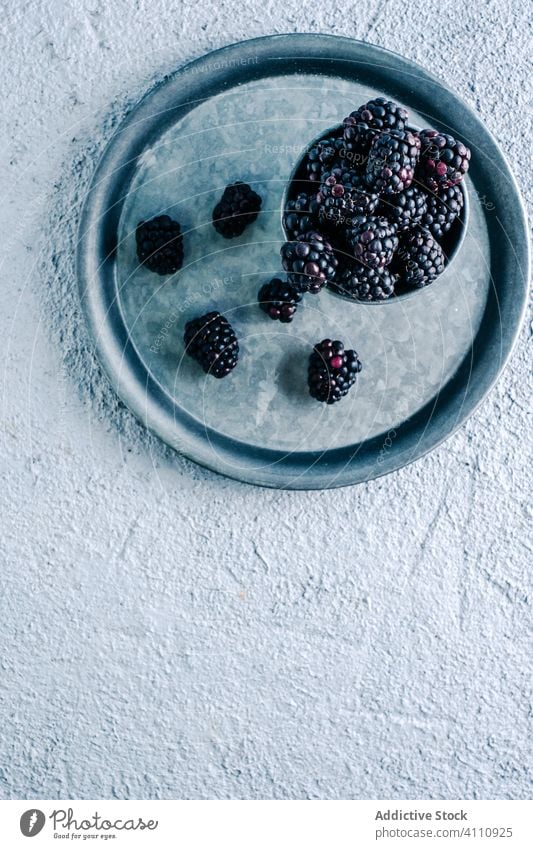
[1,0,532,800]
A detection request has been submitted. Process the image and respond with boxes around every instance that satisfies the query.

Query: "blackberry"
[305,135,353,183]
[331,263,397,301]
[365,129,421,195]
[395,228,446,289]
[258,278,302,323]
[184,311,239,378]
[379,184,428,232]
[212,181,262,238]
[280,230,338,294]
[317,163,379,231]
[283,192,319,239]
[308,339,362,404]
[343,98,409,153]
[345,215,399,269]
[418,130,471,192]
[421,185,464,240]
[136,215,184,275]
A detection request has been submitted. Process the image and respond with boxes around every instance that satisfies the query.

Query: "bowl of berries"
[281,101,470,304]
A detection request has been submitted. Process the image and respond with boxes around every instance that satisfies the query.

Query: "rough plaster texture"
[0,0,531,800]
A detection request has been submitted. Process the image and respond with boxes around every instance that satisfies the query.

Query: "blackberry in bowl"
[342,97,408,154]
[364,128,421,196]
[317,163,379,232]
[418,130,471,192]
[331,263,398,302]
[281,117,469,303]
[280,230,338,294]
[283,192,320,239]
[344,215,399,269]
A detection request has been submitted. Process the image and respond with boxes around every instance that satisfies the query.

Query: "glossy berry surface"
[379,185,428,232]
[417,130,471,191]
[365,129,421,195]
[331,263,397,301]
[280,230,338,294]
[421,185,464,240]
[317,163,379,231]
[184,311,239,378]
[342,98,408,153]
[345,215,399,269]
[305,135,354,182]
[395,228,446,289]
[258,278,302,323]
[308,339,362,404]
[283,192,320,239]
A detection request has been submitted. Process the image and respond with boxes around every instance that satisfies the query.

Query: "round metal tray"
[77,34,529,489]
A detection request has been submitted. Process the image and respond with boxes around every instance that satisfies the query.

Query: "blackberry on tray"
[212,181,262,238]
[308,339,363,404]
[184,311,239,378]
[258,278,302,323]
[136,215,184,275]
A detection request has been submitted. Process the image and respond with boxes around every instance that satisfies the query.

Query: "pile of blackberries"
[280,96,470,309]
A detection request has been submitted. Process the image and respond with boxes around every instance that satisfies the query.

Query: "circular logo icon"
[20,810,46,837]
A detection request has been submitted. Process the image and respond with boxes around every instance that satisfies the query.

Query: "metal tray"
[78,34,529,489]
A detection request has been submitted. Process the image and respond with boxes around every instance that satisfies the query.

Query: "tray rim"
[77,33,530,490]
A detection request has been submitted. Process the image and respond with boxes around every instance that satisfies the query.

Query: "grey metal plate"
[77,34,529,489]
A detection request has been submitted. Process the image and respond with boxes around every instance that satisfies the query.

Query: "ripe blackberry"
[395,228,446,289]
[418,130,471,191]
[305,135,353,182]
[280,230,338,294]
[212,181,262,238]
[345,215,399,269]
[283,192,319,239]
[379,185,428,232]
[343,98,408,153]
[331,263,397,301]
[317,163,379,231]
[421,185,464,240]
[308,339,362,404]
[365,129,421,195]
[258,278,302,323]
[136,215,184,275]
[184,311,239,378]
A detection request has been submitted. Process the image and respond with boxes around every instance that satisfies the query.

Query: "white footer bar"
[0,799,531,848]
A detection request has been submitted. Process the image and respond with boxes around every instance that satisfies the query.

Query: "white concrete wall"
[0,0,531,799]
